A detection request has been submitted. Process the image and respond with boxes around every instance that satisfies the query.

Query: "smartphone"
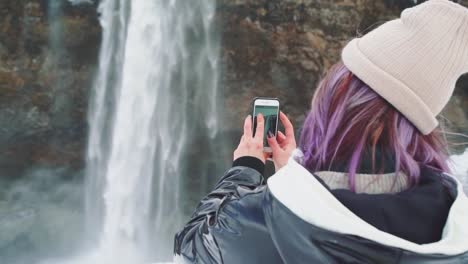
[252,97,280,153]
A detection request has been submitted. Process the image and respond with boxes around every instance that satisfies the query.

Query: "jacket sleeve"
[174,157,265,263]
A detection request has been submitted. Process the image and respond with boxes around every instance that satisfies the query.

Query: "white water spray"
[77,0,222,262]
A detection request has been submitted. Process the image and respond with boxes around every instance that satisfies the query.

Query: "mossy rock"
[0,71,24,95]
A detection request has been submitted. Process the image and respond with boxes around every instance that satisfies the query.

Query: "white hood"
[267,149,468,255]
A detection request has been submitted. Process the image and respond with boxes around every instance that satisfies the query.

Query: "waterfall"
[82,0,224,262]
[46,1,74,129]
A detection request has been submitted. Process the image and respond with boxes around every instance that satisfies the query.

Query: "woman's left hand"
[233,114,267,163]
[267,111,297,171]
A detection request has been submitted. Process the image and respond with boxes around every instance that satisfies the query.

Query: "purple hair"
[299,62,450,192]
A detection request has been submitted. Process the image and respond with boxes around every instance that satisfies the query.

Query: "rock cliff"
[0,0,466,176]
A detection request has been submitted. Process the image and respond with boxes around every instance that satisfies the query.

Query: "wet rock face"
[218,0,468,152]
[0,0,467,176]
[0,0,100,177]
[218,0,366,126]
[445,74,468,145]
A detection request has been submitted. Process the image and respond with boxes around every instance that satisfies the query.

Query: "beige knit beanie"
[342,0,468,135]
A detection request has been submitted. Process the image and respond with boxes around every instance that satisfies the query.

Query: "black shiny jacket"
[174,156,468,264]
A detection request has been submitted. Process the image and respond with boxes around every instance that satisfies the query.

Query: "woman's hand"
[267,111,296,171]
[233,114,267,163]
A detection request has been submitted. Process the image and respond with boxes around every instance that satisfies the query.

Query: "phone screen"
[253,103,279,149]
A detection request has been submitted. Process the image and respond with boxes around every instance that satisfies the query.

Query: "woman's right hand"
[267,111,297,171]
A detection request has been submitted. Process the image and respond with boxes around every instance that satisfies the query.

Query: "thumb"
[267,132,282,157]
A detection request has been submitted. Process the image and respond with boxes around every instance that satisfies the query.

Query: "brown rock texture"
[0,0,467,176]
[0,0,100,177]
[217,0,468,152]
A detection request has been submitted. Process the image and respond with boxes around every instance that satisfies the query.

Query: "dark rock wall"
[0,0,467,176]
[218,0,468,150]
[0,0,100,177]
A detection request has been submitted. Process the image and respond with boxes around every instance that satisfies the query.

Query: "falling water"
[80,0,223,262]
[46,1,75,128]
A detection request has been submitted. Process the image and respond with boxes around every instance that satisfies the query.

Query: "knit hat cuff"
[342,38,438,135]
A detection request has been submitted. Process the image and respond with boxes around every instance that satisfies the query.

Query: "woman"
[174,0,468,263]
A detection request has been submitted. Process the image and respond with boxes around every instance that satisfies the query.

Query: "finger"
[263,152,272,160]
[239,135,245,144]
[254,113,264,141]
[267,133,282,157]
[279,111,294,139]
[243,115,252,138]
[277,131,287,144]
